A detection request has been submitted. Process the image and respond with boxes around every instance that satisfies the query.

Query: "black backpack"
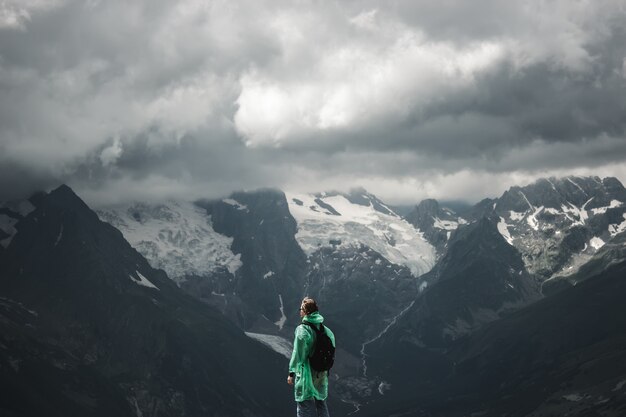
[303,322,335,372]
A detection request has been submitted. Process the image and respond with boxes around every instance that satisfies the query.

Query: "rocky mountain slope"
[404,198,468,256]
[97,188,437,342]
[0,185,292,417]
[479,176,626,280]
[362,258,626,417]
[84,175,626,416]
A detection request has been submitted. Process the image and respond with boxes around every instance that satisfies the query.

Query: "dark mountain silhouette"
[0,185,292,417]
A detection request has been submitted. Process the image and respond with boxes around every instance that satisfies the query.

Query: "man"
[288,297,335,417]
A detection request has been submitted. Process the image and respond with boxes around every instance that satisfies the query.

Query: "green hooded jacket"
[288,312,336,402]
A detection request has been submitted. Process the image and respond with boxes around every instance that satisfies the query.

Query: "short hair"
[301,297,319,315]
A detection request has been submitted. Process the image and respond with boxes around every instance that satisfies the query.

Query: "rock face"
[98,188,438,340]
[303,245,418,353]
[0,185,291,417]
[371,217,540,351]
[410,176,626,282]
[98,190,309,332]
[404,198,468,256]
[361,259,626,417]
[542,232,626,295]
[475,176,626,280]
[200,189,309,330]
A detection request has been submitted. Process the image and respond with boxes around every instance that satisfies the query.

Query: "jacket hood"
[302,311,324,325]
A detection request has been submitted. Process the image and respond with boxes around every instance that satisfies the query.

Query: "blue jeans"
[296,399,330,417]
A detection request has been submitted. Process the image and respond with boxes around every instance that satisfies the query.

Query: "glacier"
[286,192,436,276]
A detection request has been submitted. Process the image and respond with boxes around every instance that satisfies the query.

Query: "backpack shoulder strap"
[302,321,321,334]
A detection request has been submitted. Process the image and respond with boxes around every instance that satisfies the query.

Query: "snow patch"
[592,200,623,215]
[566,177,587,195]
[274,294,287,330]
[613,379,626,392]
[546,178,559,194]
[509,211,525,221]
[222,198,248,211]
[563,393,584,402]
[608,213,626,237]
[526,206,544,231]
[263,271,275,279]
[54,224,64,247]
[560,203,587,225]
[589,237,605,250]
[131,271,159,290]
[518,191,535,211]
[497,217,514,245]
[245,332,293,358]
[432,217,459,230]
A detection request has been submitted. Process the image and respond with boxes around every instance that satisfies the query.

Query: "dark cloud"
[0,0,625,204]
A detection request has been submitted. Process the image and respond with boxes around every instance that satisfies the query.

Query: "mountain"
[354,176,626,416]
[404,199,468,255]
[477,176,626,280]
[98,188,437,341]
[92,176,626,415]
[542,231,626,294]
[97,190,309,332]
[202,189,309,330]
[97,188,439,410]
[285,189,436,277]
[2,175,626,416]
[0,185,292,417]
[361,258,626,417]
[409,176,626,281]
[370,216,539,350]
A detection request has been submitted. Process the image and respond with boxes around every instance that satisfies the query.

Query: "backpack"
[302,322,335,372]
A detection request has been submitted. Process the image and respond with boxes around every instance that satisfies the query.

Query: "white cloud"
[0,0,65,30]
[99,138,122,167]
[350,9,379,31]
[234,20,505,146]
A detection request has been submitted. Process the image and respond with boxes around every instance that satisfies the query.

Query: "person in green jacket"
[287,297,335,417]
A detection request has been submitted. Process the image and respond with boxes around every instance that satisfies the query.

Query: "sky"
[1,0,626,205]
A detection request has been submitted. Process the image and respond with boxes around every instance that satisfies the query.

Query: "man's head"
[300,297,318,317]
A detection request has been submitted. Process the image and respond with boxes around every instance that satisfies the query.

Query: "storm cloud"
[1,0,625,204]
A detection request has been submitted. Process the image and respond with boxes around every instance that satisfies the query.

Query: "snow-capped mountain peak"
[286,191,436,276]
[487,176,626,279]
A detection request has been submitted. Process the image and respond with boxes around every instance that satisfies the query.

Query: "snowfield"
[97,201,242,282]
[245,332,293,358]
[286,192,436,276]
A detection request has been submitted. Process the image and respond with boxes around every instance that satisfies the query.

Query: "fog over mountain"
[1,0,626,204]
